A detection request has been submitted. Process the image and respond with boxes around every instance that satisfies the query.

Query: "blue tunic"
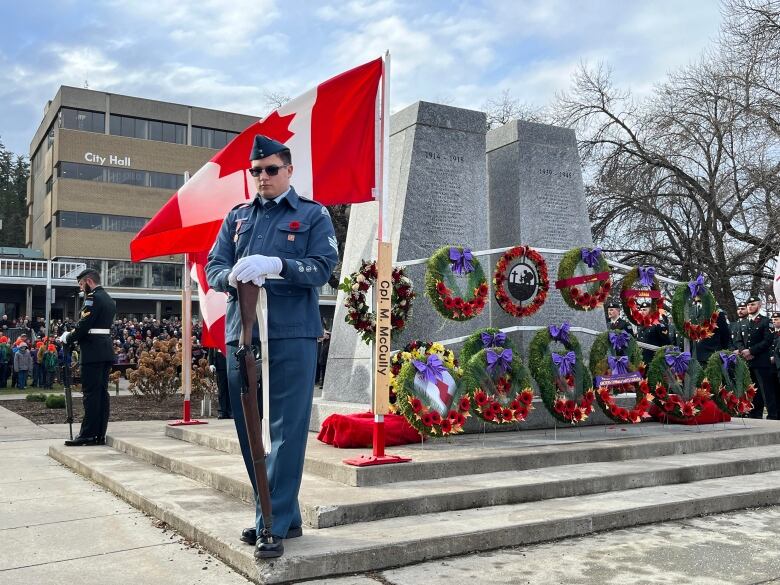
[206,187,338,537]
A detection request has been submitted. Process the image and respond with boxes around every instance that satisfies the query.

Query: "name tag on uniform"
[288,234,295,241]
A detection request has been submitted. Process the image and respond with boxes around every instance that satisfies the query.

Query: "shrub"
[45,394,66,409]
[26,393,47,402]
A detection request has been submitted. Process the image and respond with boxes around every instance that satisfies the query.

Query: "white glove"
[59,332,70,344]
[209,365,216,373]
[231,255,282,283]
[228,270,238,288]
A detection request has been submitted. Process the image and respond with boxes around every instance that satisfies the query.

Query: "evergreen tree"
[0,137,30,247]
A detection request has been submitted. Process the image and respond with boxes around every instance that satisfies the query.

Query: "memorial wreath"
[339,259,415,344]
[555,246,612,311]
[647,346,711,419]
[460,331,534,424]
[705,351,756,417]
[620,265,663,327]
[388,340,459,413]
[671,275,719,342]
[395,354,470,437]
[425,245,489,321]
[493,245,549,318]
[459,328,517,365]
[589,330,651,423]
[528,323,596,424]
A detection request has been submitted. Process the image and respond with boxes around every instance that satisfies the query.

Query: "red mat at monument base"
[318,411,421,448]
[650,400,731,425]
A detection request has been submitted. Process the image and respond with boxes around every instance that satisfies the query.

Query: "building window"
[60,108,105,133]
[192,126,239,150]
[57,162,184,190]
[45,222,52,240]
[106,260,144,288]
[46,177,53,194]
[56,211,147,233]
[109,114,186,144]
[150,263,183,289]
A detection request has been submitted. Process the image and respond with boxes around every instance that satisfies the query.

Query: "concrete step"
[110,426,780,529]
[49,441,780,585]
[168,419,780,487]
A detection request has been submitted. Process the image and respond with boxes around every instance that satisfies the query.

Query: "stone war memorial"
[51,97,780,585]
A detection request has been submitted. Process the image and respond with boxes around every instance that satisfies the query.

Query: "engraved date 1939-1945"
[538,168,572,178]
[424,151,464,163]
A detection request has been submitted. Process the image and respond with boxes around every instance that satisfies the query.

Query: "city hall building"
[2,86,337,323]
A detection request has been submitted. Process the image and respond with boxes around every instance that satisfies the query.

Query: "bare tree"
[482,89,546,130]
[554,31,779,317]
[262,90,291,113]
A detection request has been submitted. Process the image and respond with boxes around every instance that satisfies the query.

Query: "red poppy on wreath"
[493,245,549,318]
[597,379,652,424]
[289,220,301,230]
[620,266,663,327]
[425,246,489,321]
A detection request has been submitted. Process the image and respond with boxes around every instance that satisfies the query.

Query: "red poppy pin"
[289,221,301,231]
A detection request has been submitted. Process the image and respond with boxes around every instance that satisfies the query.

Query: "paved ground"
[3,402,780,584]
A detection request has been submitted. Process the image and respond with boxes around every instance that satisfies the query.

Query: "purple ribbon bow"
[607,355,629,375]
[481,331,507,349]
[580,247,602,268]
[720,352,737,370]
[449,247,474,276]
[608,331,630,352]
[638,265,655,287]
[552,351,577,377]
[548,323,571,344]
[664,348,691,376]
[412,354,445,385]
[688,274,705,298]
[487,348,513,375]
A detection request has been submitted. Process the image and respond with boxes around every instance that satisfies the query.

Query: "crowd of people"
[606,297,780,419]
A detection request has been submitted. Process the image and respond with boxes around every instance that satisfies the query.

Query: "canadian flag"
[130,58,384,350]
[414,371,458,417]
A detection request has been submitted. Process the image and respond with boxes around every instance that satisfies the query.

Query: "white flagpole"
[774,250,780,312]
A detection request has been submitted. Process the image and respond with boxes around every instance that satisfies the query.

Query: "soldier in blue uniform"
[60,268,116,446]
[206,135,338,559]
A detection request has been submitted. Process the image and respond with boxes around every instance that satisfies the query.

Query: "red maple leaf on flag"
[215,111,296,179]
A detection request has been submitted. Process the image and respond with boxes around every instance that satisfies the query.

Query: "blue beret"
[249,134,288,161]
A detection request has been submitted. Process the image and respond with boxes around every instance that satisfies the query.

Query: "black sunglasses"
[248,164,289,177]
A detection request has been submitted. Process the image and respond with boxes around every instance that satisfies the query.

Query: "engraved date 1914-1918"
[538,168,572,179]
[424,151,464,163]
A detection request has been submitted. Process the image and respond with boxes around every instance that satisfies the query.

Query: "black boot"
[254,529,284,559]
[242,526,302,545]
[64,436,99,446]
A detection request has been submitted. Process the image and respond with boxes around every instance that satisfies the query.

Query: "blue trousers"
[226,337,317,538]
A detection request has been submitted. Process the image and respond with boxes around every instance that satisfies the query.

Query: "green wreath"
[647,345,710,419]
[556,247,612,311]
[425,245,488,321]
[395,356,470,437]
[459,328,518,366]
[671,276,718,342]
[528,325,595,424]
[388,341,459,413]
[620,266,662,327]
[461,348,534,424]
[704,351,756,417]
[588,331,650,423]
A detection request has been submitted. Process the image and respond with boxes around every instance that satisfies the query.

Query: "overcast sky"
[0,0,723,156]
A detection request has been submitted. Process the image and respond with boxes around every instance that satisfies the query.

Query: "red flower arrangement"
[652,380,712,419]
[620,267,662,327]
[596,379,653,424]
[425,245,489,322]
[405,394,470,436]
[682,313,719,341]
[493,246,549,318]
[474,386,534,423]
[556,247,612,311]
[339,260,415,344]
[552,389,596,424]
[434,280,489,320]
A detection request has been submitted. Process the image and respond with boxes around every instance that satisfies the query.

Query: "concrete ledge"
[48,442,780,584]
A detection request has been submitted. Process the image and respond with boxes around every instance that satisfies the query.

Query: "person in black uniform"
[637,301,672,364]
[730,302,749,350]
[741,296,779,419]
[207,347,232,419]
[60,269,116,446]
[770,312,780,392]
[606,300,633,335]
[694,307,731,366]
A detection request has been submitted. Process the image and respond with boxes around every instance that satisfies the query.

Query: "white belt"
[88,328,111,334]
